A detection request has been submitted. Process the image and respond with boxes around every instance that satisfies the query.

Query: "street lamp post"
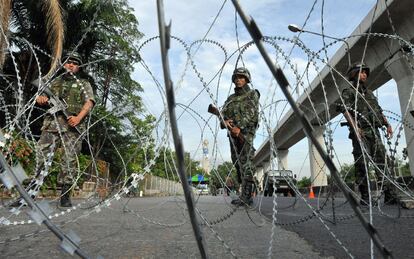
[288,24,352,68]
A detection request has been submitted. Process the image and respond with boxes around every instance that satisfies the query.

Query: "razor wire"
[1,31,412,258]
[1,0,414,258]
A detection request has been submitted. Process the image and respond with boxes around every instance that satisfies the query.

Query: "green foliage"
[2,0,184,186]
[76,153,92,187]
[339,161,404,183]
[340,163,356,183]
[400,163,411,176]
[42,148,62,191]
[67,0,151,181]
[63,0,143,109]
[297,176,311,188]
[61,0,150,182]
[210,161,239,189]
[43,150,91,191]
[8,133,36,173]
[149,148,202,182]
[398,161,411,177]
[184,152,203,178]
[0,132,36,183]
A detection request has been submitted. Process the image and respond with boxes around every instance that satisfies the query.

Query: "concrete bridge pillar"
[385,51,414,176]
[277,149,289,170]
[254,166,264,191]
[308,126,328,186]
[261,161,270,173]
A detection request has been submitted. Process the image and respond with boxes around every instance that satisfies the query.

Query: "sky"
[127,0,405,180]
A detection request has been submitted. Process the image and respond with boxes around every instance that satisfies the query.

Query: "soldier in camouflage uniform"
[35,52,95,207]
[221,67,260,206]
[339,63,396,205]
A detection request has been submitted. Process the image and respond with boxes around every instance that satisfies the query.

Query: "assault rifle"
[32,79,82,134]
[208,104,245,145]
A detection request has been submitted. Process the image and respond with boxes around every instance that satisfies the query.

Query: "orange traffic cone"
[309,186,315,199]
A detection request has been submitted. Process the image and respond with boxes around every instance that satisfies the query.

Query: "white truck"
[263,169,297,197]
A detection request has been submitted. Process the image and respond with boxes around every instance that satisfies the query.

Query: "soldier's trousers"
[350,128,394,198]
[37,129,82,186]
[229,137,255,184]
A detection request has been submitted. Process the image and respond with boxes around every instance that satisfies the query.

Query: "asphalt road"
[2,194,412,258]
[255,195,414,259]
[0,196,332,258]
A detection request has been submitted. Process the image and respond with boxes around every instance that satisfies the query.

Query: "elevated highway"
[254,0,414,184]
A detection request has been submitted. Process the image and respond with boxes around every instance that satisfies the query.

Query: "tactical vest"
[222,86,259,135]
[50,77,88,115]
[342,85,385,129]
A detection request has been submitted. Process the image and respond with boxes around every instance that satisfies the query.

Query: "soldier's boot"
[8,194,36,208]
[383,185,398,205]
[231,177,254,206]
[9,198,26,208]
[60,184,73,207]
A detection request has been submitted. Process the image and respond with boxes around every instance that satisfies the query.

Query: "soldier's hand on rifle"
[67,115,81,127]
[386,124,393,138]
[230,126,241,138]
[36,96,49,106]
[224,119,234,129]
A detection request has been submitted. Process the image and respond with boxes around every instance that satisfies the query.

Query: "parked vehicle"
[263,169,297,197]
[195,184,209,195]
[216,187,225,195]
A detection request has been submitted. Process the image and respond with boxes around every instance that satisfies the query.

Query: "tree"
[1,0,156,187]
[297,176,311,188]
[210,161,238,190]
[339,163,356,183]
[150,147,178,180]
[399,162,411,177]
[61,0,146,181]
[1,0,64,74]
[184,152,203,178]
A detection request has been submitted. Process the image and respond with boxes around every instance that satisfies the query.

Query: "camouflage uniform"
[221,84,259,202]
[38,75,95,185]
[340,81,394,203]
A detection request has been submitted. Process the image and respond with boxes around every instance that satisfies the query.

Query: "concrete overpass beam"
[308,126,328,186]
[385,51,414,176]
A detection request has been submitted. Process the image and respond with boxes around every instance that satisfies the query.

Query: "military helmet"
[62,51,83,65]
[232,67,251,83]
[347,63,370,80]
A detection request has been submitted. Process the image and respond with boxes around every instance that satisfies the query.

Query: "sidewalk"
[0,196,332,258]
